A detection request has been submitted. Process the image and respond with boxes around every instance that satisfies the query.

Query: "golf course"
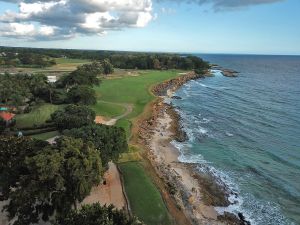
[12,60,183,225]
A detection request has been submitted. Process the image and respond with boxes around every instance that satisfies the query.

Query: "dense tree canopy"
[59,62,101,88]
[0,136,102,225]
[0,73,54,107]
[51,104,96,131]
[0,51,56,67]
[0,136,48,198]
[0,118,6,134]
[64,124,128,168]
[67,85,97,105]
[54,203,143,225]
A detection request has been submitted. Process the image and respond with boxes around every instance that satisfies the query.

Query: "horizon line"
[1,45,299,57]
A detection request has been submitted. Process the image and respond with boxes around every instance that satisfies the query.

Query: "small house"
[47,75,57,83]
[0,107,16,126]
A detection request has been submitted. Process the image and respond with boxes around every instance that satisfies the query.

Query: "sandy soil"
[81,162,127,210]
[148,104,223,225]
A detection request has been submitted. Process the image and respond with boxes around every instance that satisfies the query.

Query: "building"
[0,108,16,126]
[47,75,57,83]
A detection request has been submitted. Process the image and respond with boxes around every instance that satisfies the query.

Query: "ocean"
[171,54,300,225]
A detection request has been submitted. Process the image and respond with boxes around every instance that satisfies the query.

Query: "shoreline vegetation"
[134,70,250,225]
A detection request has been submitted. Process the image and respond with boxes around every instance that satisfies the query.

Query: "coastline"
[137,71,249,225]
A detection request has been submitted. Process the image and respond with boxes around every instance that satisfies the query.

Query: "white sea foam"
[211,69,223,76]
[199,127,208,134]
[225,131,234,137]
[171,140,207,164]
[201,117,211,123]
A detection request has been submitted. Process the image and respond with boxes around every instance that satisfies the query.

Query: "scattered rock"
[221,69,239,77]
[171,95,182,100]
[218,212,251,225]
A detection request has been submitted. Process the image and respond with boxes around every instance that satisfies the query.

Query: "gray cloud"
[0,0,153,40]
[157,0,284,11]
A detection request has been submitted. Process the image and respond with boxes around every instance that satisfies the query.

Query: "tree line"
[0,46,209,71]
[0,51,56,67]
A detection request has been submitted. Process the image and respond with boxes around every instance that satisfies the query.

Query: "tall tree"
[54,203,143,225]
[67,85,97,105]
[101,59,114,75]
[0,136,102,225]
[51,104,96,131]
[64,124,128,169]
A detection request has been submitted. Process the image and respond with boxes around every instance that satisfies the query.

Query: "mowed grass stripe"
[119,162,171,225]
[16,104,64,128]
[90,101,126,118]
[94,70,180,119]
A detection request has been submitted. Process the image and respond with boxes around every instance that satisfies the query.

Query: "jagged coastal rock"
[221,69,239,77]
[211,65,239,77]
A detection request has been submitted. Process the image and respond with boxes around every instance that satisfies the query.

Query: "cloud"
[161,7,176,14]
[0,0,154,40]
[157,0,284,11]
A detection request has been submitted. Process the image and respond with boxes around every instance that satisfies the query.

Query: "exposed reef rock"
[171,95,182,100]
[218,212,251,225]
[221,69,239,77]
[211,65,239,77]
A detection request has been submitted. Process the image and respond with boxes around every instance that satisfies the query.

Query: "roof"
[0,112,15,121]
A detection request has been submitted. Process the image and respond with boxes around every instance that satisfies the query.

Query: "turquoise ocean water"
[171,55,300,225]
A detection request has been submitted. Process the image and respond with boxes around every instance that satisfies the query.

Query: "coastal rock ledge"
[211,65,239,77]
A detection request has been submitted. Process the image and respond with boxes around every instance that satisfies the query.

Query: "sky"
[0,0,299,55]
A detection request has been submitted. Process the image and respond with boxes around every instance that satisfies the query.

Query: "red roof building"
[0,112,15,121]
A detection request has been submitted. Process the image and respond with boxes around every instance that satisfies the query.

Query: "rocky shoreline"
[137,71,250,225]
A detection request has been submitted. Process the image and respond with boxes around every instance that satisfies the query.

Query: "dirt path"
[81,162,127,210]
[95,101,133,126]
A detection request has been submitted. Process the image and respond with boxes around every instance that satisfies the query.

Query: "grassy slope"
[16,104,63,128]
[119,162,171,225]
[94,70,180,135]
[90,101,125,118]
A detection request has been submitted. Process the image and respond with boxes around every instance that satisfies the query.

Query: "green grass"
[31,131,60,141]
[16,104,63,128]
[115,118,132,138]
[90,101,125,118]
[94,70,180,133]
[119,162,171,225]
[95,70,179,118]
[54,58,90,64]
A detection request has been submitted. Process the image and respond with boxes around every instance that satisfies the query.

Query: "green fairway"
[31,131,60,140]
[119,162,171,225]
[94,70,180,133]
[90,101,125,118]
[95,70,179,118]
[16,104,63,128]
